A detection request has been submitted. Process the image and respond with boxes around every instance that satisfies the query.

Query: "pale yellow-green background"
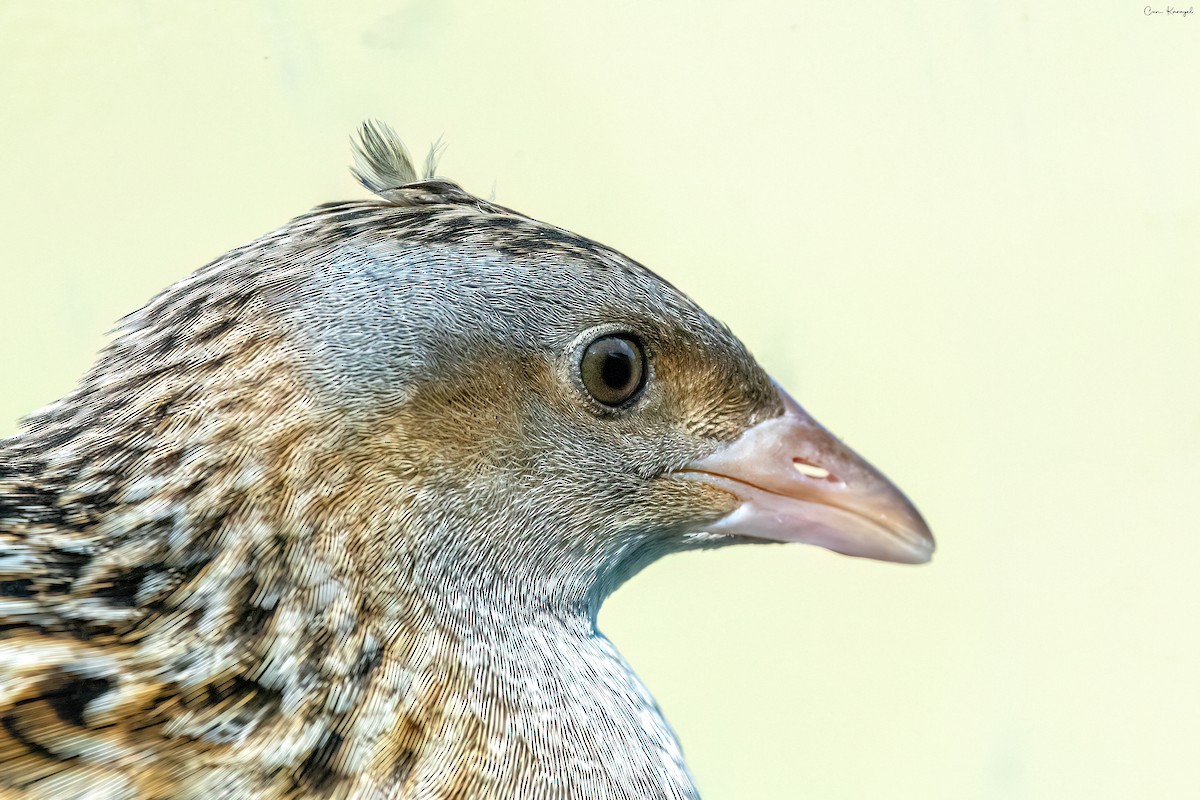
[1,2,1197,798]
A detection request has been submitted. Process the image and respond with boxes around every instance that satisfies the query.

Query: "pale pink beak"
[677,380,934,564]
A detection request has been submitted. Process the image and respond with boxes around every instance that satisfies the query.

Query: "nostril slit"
[793,458,837,482]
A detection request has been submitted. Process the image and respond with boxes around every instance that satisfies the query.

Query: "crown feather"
[349,121,517,214]
[350,120,442,195]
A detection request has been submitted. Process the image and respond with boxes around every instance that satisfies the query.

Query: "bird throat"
[357,583,702,799]
[308,511,704,799]
[224,530,705,799]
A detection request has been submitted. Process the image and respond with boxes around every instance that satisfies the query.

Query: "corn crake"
[0,122,933,800]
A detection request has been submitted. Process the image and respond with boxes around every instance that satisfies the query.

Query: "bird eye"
[579,334,646,408]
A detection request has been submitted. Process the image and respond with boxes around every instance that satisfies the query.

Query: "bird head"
[248,123,934,612]
[57,123,931,620]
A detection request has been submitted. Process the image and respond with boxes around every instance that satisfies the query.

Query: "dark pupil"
[582,335,644,407]
[601,350,633,390]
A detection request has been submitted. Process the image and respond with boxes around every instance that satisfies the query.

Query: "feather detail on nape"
[351,120,442,195]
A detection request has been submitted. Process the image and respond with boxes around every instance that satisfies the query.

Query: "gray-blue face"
[267,202,782,571]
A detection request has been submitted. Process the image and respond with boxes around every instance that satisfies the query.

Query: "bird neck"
[354,565,701,800]
[232,451,703,799]
[197,431,703,798]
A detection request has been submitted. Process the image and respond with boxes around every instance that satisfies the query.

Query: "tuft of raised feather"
[350,120,516,214]
[350,120,441,194]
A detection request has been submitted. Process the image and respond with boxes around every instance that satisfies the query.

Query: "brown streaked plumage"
[0,122,933,799]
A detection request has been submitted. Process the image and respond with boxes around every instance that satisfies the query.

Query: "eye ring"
[578,333,647,409]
